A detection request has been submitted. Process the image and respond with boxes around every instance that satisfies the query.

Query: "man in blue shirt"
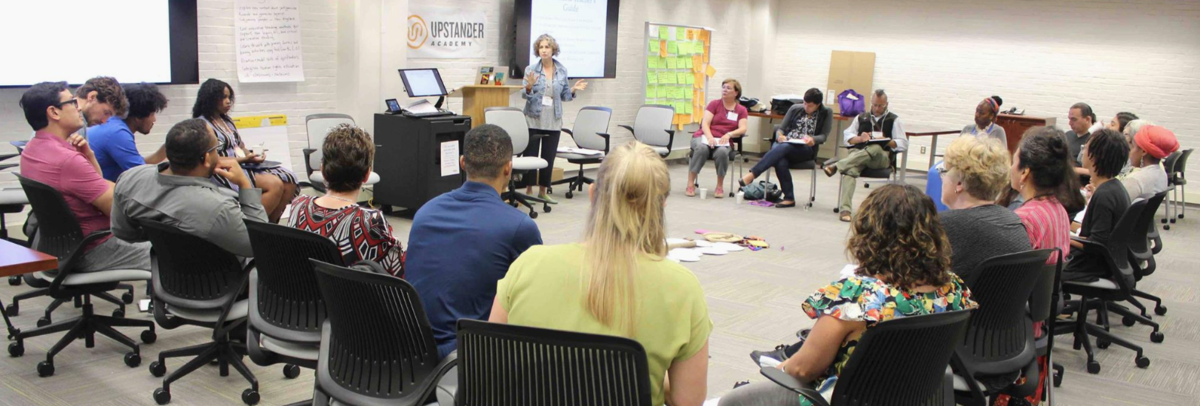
[90,83,168,181]
[405,124,543,358]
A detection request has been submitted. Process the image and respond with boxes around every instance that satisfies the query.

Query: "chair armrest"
[560,128,573,136]
[212,259,255,338]
[302,148,317,176]
[618,124,634,136]
[528,133,547,141]
[50,230,115,291]
[598,132,611,154]
[0,153,17,162]
[665,129,676,152]
[0,164,15,171]
[760,367,828,406]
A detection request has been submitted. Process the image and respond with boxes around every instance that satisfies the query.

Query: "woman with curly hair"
[191,78,299,222]
[725,184,977,406]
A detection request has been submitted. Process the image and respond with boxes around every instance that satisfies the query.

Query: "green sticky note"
[682,57,692,69]
[685,73,694,85]
[678,72,688,84]
[659,26,669,39]
[674,87,686,99]
[665,58,676,69]
[659,87,670,98]
[647,72,657,84]
[666,41,678,54]
[646,98,655,104]
[677,27,687,39]
[685,104,693,115]
[680,42,691,55]
[677,101,687,112]
[649,40,659,54]
[647,56,659,69]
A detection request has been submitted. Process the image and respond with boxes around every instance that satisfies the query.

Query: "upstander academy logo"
[407,14,429,49]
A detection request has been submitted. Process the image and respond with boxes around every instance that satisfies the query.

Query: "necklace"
[324,194,358,205]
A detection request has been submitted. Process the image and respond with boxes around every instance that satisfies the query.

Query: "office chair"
[1160,151,1182,229]
[619,105,676,158]
[552,106,611,199]
[950,249,1053,406]
[1164,149,1191,229]
[8,175,156,377]
[485,107,550,219]
[303,114,380,194]
[244,221,343,392]
[311,259,456,406]
[456,319,654,406]
[139,220,258,405]
[761,310,973,406]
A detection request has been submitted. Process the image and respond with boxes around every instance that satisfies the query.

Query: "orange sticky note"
[694,72,704,88]
[659,40,667,58]
[699,30,710,45]
[686,29,695,40]
[705,64,716,78]
[692,56,702,72]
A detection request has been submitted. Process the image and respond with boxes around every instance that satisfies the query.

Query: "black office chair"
[455,319,654,406]
[950,249,1053,406]
[1058,199,1156,375]
[1165,148,1192,228]
[761,310,973,406]
[8,175,156,377]
[139,220,258,405]
[1160,151,1182,229]
[1124,192,1169,321]
[244,221,342,386]
[311,259,456,406]
[1029,249,1065,403]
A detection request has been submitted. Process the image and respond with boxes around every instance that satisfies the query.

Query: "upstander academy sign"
[408,6,487,59]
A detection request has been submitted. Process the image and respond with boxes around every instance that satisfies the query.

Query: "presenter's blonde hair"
[532,33,560,57]
[583,142,670,335]
[943,135,1011,201]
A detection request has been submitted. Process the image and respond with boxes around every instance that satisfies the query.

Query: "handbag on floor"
[741,180,781,202]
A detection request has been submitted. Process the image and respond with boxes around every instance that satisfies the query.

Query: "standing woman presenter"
[521,33,588,204]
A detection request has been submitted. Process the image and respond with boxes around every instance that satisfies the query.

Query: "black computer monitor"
[398,68,448,98]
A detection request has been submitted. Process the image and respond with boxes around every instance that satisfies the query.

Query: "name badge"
[871,131,884,139]
[726,111,738,121]
[542,96,553,107]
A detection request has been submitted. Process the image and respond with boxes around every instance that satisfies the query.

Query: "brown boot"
[823,165,838,177]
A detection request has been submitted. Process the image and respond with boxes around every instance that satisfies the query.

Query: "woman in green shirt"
[490,142,712,406]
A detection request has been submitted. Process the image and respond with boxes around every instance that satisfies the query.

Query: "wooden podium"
[450,85,524,128]
[996,113,1057,153]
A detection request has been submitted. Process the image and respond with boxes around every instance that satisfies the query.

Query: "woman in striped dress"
[191,79,299,223]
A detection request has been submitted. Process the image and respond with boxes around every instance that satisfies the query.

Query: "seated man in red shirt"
[18,81,149,272]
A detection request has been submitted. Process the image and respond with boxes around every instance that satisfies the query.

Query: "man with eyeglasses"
[823,89,908,222]
[19,81,150,272]
[110,118,266,258]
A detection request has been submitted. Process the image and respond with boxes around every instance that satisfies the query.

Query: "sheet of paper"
[649,24,659,38]
[235,0,305,83]
[440,141,460,177]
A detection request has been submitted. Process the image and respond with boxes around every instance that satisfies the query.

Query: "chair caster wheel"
[1053,371,1063,387]
[242,389,260,405]
[112,309,125,318]
[543,204,551,213]
[7,276,20,286]
[1155,305,1167,316]
[141,330,157,344]
[37,360,54,377]
[1122,316,1136,327]
[149,361,166,377]
[122,292,135,304]
[1170,218,1176,224]
[1151,331,1165,343]
[1136,356,1151,368]
[1164,225,1170,230]
[5,303,17,317]
[1097,339,1111,349]
[125,352,141,368]
[529,211,538,219]
[8,342,23,357]
[283,364,301,379]
[37,317,51,328]
[565,191,574,199]
[154,388,171,405]
[833,208,840,213]
[1087,361,1101,374]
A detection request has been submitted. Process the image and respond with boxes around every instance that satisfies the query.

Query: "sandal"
[685,186,696,197]
[714,186,725,198]
[840,211,853,222]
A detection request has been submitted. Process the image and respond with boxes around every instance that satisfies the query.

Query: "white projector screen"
[0,1,174,86]
[516,0,620,79]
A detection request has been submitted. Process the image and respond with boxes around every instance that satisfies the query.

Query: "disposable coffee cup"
[699,188,708,200]
[736,191,745,204]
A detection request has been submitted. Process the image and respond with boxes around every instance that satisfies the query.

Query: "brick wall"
[771,0,1200,185]
[0,0,340,183]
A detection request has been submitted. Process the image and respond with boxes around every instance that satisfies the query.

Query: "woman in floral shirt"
[721,184,977,406]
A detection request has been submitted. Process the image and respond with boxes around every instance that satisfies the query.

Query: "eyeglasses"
[204,144,221,154]
[936,165,950,177]
[54,98,78,109]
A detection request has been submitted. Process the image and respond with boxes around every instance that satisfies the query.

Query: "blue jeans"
[750,142,814,201]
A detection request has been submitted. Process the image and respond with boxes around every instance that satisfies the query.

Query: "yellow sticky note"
[659,26,669,39]
[705,64,716,77]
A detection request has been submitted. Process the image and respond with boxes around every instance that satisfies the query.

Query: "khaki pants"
[836,144,890,212]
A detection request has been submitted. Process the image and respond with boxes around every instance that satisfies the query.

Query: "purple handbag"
[837,89,865,118]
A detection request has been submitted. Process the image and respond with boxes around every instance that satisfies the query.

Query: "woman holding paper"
[740,88,831,208]
[520,33,588,204]
[686,79,748,198]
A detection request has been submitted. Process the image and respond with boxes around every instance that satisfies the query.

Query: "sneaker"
[539,193,559,205]
[750,345,789,368]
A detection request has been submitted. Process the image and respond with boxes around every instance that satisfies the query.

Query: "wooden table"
[0,239,57,337]
[903,128,961,184]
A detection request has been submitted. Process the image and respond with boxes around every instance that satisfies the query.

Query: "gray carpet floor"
[0,159,1195,405]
